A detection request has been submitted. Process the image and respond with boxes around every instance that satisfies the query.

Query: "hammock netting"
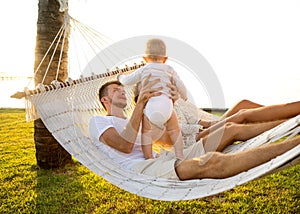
[18,10,300,201]
[24,69,300,201]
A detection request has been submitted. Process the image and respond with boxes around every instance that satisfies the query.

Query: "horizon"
[0,0,299,108]
[1,74,299,109]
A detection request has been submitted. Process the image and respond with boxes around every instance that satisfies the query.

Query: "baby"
[119,38,187,160]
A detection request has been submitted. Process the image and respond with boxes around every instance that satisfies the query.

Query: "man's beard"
[111,98,127,109]
[113,102,127,108]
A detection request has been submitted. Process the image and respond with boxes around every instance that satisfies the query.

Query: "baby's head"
[144,38,168,63]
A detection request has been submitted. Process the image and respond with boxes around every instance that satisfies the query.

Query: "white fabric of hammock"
[25,67,300,201]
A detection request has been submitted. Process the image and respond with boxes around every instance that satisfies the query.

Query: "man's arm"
[100,127,135,153]
[100,75,162,153]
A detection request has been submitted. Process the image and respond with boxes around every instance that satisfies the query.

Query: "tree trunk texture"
[34,0,71,169]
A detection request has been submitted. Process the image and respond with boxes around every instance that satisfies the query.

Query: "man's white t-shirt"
[89,116,150,169]
[89,115,206,180]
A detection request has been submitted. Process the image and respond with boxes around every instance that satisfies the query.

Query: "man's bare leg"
[176,135,300,180]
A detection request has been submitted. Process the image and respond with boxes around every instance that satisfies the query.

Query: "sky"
[0,0,299,108]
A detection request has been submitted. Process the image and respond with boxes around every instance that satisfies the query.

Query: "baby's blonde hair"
[145,38,167,57]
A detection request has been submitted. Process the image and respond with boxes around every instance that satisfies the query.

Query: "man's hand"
[167,76,179,103]
[136,74,162,107]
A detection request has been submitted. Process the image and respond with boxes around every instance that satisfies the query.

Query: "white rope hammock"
[24,72,300,201]
[17,12,300,201]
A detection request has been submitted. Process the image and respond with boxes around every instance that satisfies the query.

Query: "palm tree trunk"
[34,0,71,169]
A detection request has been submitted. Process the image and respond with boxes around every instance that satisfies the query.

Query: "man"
[89,75,300,180]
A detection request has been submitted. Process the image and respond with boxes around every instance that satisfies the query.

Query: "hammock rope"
[32,24,65,85]
[13,11,300,201]
[55,14,70,81]
[26,73,300,200]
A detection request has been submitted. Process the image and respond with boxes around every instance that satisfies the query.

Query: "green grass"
[1,108,299,213]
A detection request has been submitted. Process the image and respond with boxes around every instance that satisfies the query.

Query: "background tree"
[34,0,71,169]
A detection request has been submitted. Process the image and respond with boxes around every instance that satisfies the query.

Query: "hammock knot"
[36,83,46,92]
[51,80,63,89]
[24,87,31,96]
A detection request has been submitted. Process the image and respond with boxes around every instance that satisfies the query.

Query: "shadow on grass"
[35,161,92,213]
[34,160,151,213]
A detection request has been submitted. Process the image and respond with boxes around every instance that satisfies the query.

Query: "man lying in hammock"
[89,75,300,180]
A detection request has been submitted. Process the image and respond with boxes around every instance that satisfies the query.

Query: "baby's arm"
[118,67,143,86]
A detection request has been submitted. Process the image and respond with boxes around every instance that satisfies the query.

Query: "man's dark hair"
[98,81,122,110]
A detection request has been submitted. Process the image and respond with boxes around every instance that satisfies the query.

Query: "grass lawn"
[0,108,299,213]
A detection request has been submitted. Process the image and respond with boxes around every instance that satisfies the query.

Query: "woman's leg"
[199,99,262,128]
[197,101,300,140]
[238,101,300,123]
[202,120,285,152]
[221,99,263,118]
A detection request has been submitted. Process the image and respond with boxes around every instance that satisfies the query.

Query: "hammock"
[14,12,300,201]
[22,70,300,201]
